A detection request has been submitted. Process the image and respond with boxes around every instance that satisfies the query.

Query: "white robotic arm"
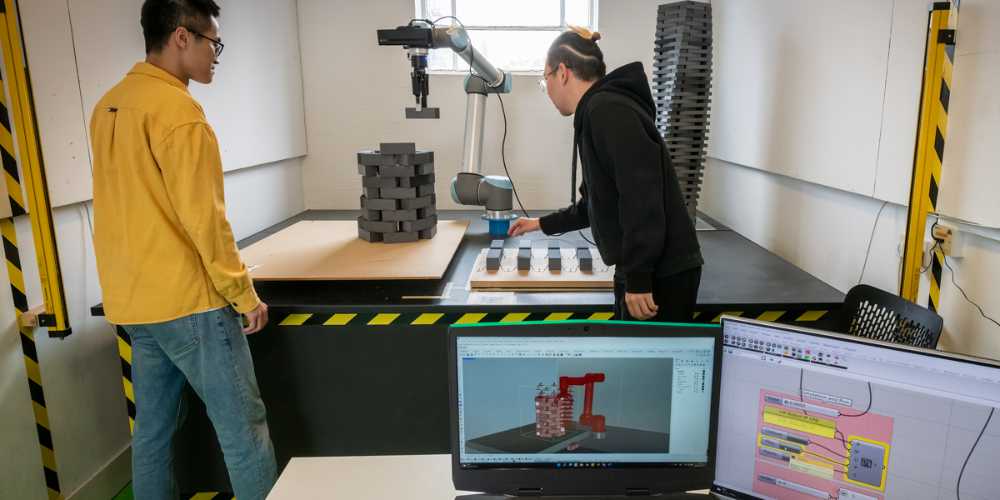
[377,21,517,236]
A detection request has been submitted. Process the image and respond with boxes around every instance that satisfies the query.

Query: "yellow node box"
[790,457,835,480]
[763,406,836,439]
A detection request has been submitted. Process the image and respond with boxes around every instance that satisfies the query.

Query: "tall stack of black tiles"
[357,143,438,243]
[653,1,713,221]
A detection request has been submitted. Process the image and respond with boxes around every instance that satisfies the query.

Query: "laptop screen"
[455,334,716,469]
[713,317,1000,500]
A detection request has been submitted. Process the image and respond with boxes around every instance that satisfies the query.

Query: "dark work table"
[243,209,843,311]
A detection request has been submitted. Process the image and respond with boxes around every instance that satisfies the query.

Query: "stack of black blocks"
[653,1,713,221]
[357,142,438,243]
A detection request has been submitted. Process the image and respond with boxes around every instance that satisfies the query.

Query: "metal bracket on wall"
[899,1,959,312]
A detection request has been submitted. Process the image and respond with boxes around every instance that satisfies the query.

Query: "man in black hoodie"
[509,27,704,322]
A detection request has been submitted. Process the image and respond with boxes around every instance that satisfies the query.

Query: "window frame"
[416,0,599,74]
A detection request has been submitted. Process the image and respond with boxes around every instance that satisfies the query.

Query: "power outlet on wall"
[930,223,963,258]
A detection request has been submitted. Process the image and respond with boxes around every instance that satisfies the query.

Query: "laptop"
[448,320,722,498]
[713,317,1000,500]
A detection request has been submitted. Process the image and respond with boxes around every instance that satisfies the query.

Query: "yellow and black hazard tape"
[0,19,63,498]
[185,493,235,500]
[900,2,956,306]
[115,327,136,433]
[274,308,833,328]
[1,223,64,500]
[926,3,956,314]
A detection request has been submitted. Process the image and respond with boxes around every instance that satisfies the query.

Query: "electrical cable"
[920,241,940,274]
[429,16,530,221]
[922,217,943,273]
[944,257,1000,329]
[495,93,529,218]
[957,407,994,500]
[858,200,889,285]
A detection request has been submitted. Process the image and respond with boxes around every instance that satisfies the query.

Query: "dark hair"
[546,28,606,81]
[141,0,221,54]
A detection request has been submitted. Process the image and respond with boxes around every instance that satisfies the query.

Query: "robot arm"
[378,20,518,236]
[377,21,507,118]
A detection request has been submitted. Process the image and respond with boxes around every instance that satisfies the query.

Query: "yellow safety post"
[900,1,958,312]
[0,0,70,335]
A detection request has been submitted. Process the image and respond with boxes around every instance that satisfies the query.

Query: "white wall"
[703,0,1000,360]
[702,159,1000,359]
[297,0,672,212]
[14,0,308,212]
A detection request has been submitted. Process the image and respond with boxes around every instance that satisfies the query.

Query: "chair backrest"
[837,284,944,349]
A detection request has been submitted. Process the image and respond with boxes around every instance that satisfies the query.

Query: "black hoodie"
[539,62,704,293]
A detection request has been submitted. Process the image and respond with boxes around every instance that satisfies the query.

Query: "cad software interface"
[456,335,715,468]
[714,320,1000,500]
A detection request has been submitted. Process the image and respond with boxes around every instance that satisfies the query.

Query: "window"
[415,0,598,72]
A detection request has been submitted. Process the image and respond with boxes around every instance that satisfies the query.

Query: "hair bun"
[568,24,600,43]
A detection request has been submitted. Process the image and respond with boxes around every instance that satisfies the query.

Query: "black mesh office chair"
[836,284,944,349]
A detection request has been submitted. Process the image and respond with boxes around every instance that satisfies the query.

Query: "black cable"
[426,16,529,223]
[944,257,1000,328]
[922,216,943,274]
[801,368,872,418]
[495,94,529,218]
[835,429,850,451]
[799,368,809,417]
[920,241,940,274]
[802,449,847,469]
[808,441,849,461]
[957,407,994,500]
[839,381,873,418]
[858,200,889,285]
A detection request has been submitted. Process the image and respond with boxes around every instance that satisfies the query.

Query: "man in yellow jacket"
[90,1,276,498]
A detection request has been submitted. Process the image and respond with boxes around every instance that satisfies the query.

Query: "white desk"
[268,455,469,499]
[267,454,711,500]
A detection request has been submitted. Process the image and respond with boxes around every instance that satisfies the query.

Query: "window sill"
[427,70,544,77]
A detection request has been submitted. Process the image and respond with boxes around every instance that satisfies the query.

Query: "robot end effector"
[377,20,511,119]
[376,23,440,119]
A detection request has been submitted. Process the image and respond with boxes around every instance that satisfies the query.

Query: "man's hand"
[508,217,541,237]
[243,302,269,334]
[625,293,658,320]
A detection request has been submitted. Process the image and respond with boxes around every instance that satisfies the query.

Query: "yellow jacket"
[91,62,259,325]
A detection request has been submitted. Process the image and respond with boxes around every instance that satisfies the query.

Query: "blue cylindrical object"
[488,219,510,238]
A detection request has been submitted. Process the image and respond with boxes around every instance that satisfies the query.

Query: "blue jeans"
[124,307,277,500]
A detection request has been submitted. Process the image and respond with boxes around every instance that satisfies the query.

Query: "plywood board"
[242,220,469,281]
[469,246,614,291]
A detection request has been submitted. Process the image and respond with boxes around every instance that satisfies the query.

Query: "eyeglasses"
[538,67,557,93]
[184,27,224,58]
